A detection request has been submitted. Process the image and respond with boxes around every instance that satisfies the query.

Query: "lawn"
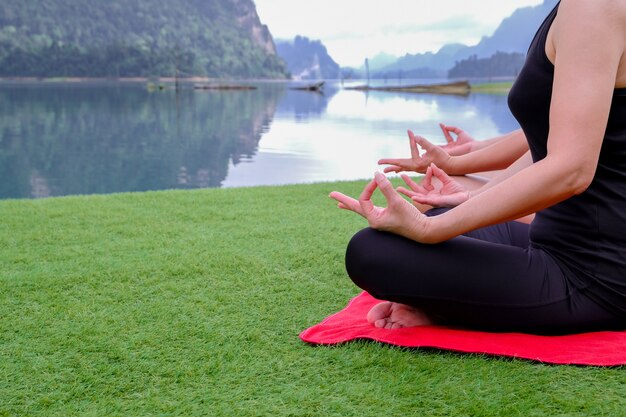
[1,181,624,416]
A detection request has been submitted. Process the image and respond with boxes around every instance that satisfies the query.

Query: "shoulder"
[557,0,626,28]
[548,0,626,91]
[553,0,626,52]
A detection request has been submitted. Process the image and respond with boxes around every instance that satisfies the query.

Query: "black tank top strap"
[526,1,559,71]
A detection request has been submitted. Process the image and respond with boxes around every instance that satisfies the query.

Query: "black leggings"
[345,208,624,334]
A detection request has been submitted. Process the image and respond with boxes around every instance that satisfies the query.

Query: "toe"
[367,301,393,324]
[374,318,388,328]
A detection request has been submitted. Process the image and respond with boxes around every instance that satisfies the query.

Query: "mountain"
[470,0,558,57]
[448,52,526,78]
[360,53,398,72]
[0,0,289,78]
[388,43,468,73]
[373,0,558,78]
[275,36,340,80]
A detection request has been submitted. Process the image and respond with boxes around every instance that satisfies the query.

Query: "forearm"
[469,131,514,151]
[445,129,528,175]
[468,151,533,198]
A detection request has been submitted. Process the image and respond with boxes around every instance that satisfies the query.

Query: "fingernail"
[374,171,384,181]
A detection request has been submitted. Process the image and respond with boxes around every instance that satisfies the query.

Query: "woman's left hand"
[329,172,433,243]
[397,164,469,208]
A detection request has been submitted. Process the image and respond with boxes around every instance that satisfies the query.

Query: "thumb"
[413,134,437,152]
[430,163,452,183]
[374,172,401,203]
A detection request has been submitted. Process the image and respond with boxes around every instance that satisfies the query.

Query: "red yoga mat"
[300,292,626,366]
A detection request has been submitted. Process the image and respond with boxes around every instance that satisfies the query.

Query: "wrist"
[444,155,458,175]
[409,212,446,244]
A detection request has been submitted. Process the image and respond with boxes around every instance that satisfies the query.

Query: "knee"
[345,228,386,292]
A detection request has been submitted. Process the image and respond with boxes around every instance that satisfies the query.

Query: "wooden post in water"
[175,47,181,91]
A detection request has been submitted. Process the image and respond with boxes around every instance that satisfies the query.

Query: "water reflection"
[0,83,284,199]
[0,81,520,199]
[222,87,520,188]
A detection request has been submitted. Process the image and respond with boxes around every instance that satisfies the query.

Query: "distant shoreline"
[0,77,515,95]
[0,77,514,83]
[0,77,294,84]
[470,81,514,94]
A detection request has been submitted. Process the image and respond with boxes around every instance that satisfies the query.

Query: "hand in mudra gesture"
[438,123,476,156]
[378,130,451,174]
[329,172,433,243]
[397,164,469,208]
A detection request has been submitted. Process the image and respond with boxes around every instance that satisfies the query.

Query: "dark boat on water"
[290,81,325,92]
[193,84,257,91]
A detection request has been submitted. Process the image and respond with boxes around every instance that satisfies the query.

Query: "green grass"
[1,181,624,416]
[471,81,514,94]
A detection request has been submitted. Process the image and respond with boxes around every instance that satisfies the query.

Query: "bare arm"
[439,123,510,155]
[379,128,528,176]
[469,151,536,223]
[445,129,529,175]
[471,135,511,151]
[468,151,533,198]
[397,152,536,223]
[458,130,522,154]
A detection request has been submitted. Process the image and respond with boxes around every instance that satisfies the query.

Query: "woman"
[330,0,626,334]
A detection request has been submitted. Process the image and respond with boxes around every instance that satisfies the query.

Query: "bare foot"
[367,301,434,329]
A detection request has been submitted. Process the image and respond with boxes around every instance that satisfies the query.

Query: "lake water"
[0,80,520,199]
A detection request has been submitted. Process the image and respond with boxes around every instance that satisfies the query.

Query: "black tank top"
[508,1,626,318]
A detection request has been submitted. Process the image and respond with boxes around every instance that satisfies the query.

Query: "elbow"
[545,153,597,196]
[564,166,595,196]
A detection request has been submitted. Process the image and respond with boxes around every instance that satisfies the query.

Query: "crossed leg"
[362,173,535,330]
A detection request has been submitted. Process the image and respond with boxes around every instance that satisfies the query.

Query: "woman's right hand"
[378,130,451,174]
[397,164,469,208]
[329,172,434,243]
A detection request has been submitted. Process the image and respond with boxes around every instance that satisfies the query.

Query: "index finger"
[439,123,454,143]
[382,165,404,174]
[407,130,420,160]
[378,158,411,166]
[358,178,378,200]
[445,125,463,135]
[358,179,378,216]
[400,174,426,193]
[329,191,363,215]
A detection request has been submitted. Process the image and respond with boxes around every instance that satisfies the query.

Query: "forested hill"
[0,0,289,78]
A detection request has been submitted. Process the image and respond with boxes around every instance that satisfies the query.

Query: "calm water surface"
[0,81,520,199]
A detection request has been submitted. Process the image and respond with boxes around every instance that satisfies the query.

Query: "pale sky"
[255,0,544,67]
